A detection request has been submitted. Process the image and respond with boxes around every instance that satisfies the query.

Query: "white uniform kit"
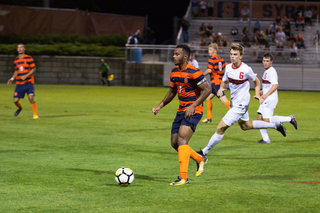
[257,66,278,118]
[222,62,257,126]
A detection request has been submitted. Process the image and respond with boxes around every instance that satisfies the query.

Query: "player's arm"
[184,80,211,119]
[261,84,279,100]
[252,77,263,104]
[7,70,18,85]
[20,67,36,81]
[203,68,212,76]
[217,80,228,97]
[152,87,177,115]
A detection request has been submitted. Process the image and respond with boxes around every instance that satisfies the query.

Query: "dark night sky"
[98,0,189,44]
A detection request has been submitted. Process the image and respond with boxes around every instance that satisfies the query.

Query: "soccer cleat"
[196,150,208,177]
[257,139,271,144]
[14,109,22,116]
[290,115,298,130]
[202,118,212,123]
[33,115,39,119]
[169,176,189,186]
[276,122,286,137]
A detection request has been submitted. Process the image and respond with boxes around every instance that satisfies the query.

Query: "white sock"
[270,116,291,123]
[202,133,224,155]
[252,120,276,129]
[260,129,270,142]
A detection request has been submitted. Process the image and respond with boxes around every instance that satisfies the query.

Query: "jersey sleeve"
[247,66,257,81]
[269,69,278,85]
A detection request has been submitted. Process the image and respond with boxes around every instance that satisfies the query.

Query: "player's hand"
[184,105,195,119]
[152,106,161,115]
[7,78,13,85]
[217,88,226,97]
[20,76,26,81]
[254,95,264,104]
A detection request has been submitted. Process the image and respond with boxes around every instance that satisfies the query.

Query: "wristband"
[10,78,13,80]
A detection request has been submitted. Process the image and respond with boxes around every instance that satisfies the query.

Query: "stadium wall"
[0,55,163,87]
[1,55,319,91]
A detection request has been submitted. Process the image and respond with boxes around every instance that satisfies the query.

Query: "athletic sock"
[252,120,276,129]
[202,133,224,155]
[225,100,230,110]
[270,116,291,123]
[207,100,212,119]
[260,129,270,142]
[15,101,23,110]
[178,145,190,180]
[30,102,38,116]
[189,147,203,163]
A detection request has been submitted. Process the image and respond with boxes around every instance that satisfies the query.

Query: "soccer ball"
[115,167,134,185]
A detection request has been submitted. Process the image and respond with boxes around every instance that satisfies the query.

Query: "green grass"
[0,84,319,213]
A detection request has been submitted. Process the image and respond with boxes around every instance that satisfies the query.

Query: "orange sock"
[178,145,190,180]
[15,101,23,110]
[207,100,212,119]
[225,101,230,110]
[189,147,203,163]
[30,102,38,116]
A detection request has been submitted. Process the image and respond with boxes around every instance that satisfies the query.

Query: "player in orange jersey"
[7,44,38,119]
[202,43,230,123]
[152,44,211,186]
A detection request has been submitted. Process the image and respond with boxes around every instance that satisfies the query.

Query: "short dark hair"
[176,44,190,58]
[263,53,274,61]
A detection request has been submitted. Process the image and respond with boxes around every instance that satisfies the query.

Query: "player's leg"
[256,104,273,143]
[13,86,25,116]
[239,119,286,137]
[219,95,230,110]
[202,93,214,123]
[270,115,297,130]
[215,84,230,110]
[27,83,38,119]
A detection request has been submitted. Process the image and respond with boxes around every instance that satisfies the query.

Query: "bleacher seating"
[188,18,319,64]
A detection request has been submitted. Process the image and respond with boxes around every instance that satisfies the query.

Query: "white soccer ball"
[115,167,134,185]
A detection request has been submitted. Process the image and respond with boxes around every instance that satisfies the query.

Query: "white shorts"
[222,106,249,126]
[257,100,277,119]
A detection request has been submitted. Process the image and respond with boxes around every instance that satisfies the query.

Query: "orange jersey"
[170,63,206,114]
[14,54,35,85]
[207,54,226,85]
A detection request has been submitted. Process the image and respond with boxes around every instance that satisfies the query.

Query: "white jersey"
[262,66,278,108]
[223,62,257,108]
[188,59,199,69]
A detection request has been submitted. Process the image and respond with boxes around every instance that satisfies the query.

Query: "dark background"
[0,0,314,44]
[0,0,189,44]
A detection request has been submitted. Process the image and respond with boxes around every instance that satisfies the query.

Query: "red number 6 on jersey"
[239,72,244,79]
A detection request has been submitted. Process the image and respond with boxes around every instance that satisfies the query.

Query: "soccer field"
[0,84,319,213]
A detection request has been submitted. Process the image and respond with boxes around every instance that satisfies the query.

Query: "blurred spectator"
[215,32,223,45]
[281,16,291,37]
[127,33,139,44]
[296,33,306,49]
[199,38,207,53]
[289,41,298,60]
[188,51,199,69]
[134,29,142,43]
[220,36,229,47]
[191,0,199,17]
[270,23,278,37]
[253,18,262,33]
[287,33,297,46]
[275,44,284,58]
[199,23,207,38]
[242,27,250,47]
[207,0,214,17]
[206,23,214,37]
[259,31,268,46]
[265,27,274,43]
[144,27,156,44]
[275,16,282,26]
[275,27,286,47]
[252,30,260,45]
[180,16,190,43]
[199,0,207,17]
[295,12,305,31]
[207,36,215,45]
[304,8,312,26]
